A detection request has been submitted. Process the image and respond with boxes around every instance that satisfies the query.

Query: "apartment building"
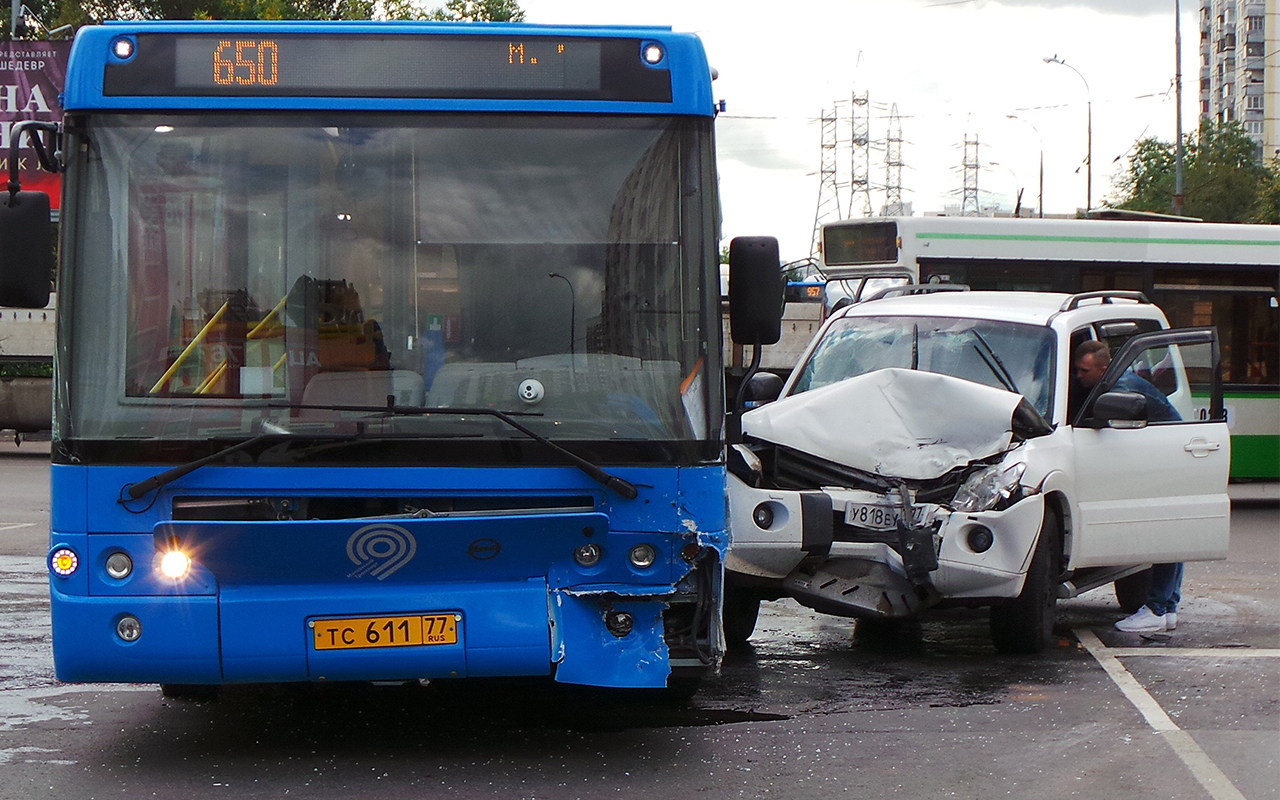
[1200,0,1279,162]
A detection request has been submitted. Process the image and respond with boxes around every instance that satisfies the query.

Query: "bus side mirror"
[0,191,54,308]
[728,236,782,346]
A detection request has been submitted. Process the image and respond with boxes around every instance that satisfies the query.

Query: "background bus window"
[1151,269,1279,387]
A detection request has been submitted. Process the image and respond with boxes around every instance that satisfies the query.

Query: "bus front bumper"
[50,578,683,689]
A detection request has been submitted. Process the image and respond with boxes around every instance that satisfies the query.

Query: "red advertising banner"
[1,40,69,210]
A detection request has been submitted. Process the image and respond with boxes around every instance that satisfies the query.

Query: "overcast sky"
[521,0,1197,258]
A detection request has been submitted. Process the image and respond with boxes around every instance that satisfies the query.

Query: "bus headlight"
[160,550,192,579]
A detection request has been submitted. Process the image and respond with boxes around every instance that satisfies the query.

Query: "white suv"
[725,289,1231,653]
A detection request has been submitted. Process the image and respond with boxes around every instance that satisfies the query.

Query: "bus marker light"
[573,543,601,567]
[116,615,142,642]
[160,551,191,579]
[111,38,134,60]
[641,43,664,65]
[105,551,133,580]
[50,548,79,577]
[628,544,656,569]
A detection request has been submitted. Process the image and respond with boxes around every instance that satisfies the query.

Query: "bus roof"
[62,21,715,116]
[820,215,1280,277]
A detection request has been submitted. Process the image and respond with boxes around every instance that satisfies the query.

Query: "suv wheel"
[990,506,1060,654]
[722,582,761,646]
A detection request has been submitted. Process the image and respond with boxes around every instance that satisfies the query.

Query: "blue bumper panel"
[551,592,669,689]
[221,579,550,682]
[50,588,221,684]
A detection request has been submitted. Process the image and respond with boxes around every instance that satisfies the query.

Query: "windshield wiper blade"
[970,330,1020,395]
[121,420,295,503]
[266,401,640,500]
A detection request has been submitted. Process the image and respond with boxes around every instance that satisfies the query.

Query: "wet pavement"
[0,441,1276,799]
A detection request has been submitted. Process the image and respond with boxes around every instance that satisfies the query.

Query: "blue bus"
[1,22,781,696]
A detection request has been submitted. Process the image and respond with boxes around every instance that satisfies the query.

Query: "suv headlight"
[952,462,1027,513]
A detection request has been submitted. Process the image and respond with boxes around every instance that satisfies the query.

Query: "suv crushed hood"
[742,368,1026,481]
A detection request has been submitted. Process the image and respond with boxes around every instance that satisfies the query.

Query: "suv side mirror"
[1092,390,1148,428]
[742,372,783,408]
[0,191,54,308]
[728,236,783,346]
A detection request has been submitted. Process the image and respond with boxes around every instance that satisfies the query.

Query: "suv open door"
[1069,328,1230,567]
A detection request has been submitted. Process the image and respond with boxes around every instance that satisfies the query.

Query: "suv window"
[791,315,1057,417]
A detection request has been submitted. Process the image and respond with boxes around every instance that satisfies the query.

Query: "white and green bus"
[818,215,1279,480]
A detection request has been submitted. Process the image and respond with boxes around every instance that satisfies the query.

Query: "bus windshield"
[790,315,1057,419]
[61,112,718,458]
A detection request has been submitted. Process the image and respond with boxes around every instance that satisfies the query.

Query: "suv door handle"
[1183,437,1222,458]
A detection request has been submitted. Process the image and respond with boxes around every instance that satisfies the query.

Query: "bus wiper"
[266,400,640,500]
[120,420,295,504]
[970,330,1020,396]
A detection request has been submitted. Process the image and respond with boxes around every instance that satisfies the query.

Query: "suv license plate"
[844,502,905,531]
[312,614,458,651]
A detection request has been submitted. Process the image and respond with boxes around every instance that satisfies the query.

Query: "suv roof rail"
[1059,290,1150,312]
[864,283,970,302]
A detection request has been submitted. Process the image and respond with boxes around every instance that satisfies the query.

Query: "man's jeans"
[1146,562,1184,616]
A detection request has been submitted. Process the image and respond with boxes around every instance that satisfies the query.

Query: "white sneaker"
[1115,606,1169,633]
[1166,612,1177,630]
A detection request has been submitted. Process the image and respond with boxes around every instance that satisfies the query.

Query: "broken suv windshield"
[790,315,1056,418]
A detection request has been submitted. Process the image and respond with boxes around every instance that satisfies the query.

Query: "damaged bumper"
[727,474,1044,618]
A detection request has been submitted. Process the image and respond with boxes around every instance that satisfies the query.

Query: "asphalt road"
[0,439,1275,800]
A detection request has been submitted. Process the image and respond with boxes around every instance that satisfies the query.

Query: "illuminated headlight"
[953,462,1027,513]
[641,43,664,65]
[628,544,657,569]
[573,543,602,567]
[159,551,192,579]
[50,548,79,577]
[105,551,133,580]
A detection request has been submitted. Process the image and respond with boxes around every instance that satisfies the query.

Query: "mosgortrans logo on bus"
[346,523,418,580]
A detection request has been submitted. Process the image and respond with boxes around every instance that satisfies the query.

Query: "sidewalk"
[1229,480,1280,505]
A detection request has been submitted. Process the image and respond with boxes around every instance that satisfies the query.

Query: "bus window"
[1151,269,1279,387]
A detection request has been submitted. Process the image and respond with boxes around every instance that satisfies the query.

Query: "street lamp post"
[548,272,576,357]
[1044,54,1092,211]
[1006,114,1044,218]
[987,161,1023,217]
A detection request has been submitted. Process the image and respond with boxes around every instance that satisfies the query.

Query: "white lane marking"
[1076,627,1247,800]
[1104,647,1280,659]
[0,523,37,532]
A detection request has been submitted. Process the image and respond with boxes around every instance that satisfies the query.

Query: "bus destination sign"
[103,34,672,102]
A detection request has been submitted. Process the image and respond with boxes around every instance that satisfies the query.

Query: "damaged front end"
[727,369,1052,620]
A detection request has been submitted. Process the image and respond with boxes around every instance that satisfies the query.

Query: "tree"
[1254,156,1280,225]
[428,0,523,21]
[4,0,522,34]
[1109,120,1278,223]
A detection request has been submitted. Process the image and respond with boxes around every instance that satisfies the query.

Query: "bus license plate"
[844,502,904,531]
[312,613,458,651]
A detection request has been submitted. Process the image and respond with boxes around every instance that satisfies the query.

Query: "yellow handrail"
[149,300,230,395]
[191,293,291,395]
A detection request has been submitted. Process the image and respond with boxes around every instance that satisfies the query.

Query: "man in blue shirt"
[1073,339,1183,633]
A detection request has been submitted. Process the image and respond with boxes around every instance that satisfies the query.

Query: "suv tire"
[990,506,1060,654]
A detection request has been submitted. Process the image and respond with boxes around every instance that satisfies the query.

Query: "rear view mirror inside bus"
[0,190,53,308]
